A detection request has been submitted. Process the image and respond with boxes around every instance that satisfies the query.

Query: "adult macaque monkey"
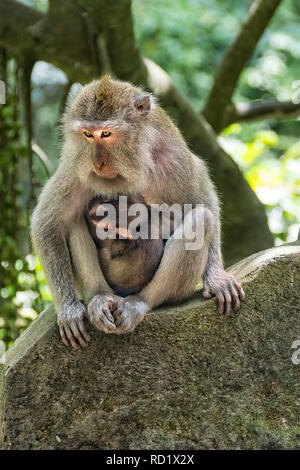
[31,75,245,348]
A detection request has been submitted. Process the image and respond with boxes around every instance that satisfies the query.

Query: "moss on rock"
[1,244,299,449]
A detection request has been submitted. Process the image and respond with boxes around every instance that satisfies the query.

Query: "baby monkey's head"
[87,196,150,242]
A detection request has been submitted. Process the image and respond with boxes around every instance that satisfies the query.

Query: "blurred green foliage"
[133,0,300,244]
[0,58,52,348]
[0,0,299,349]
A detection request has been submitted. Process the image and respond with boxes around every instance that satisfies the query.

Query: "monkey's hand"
[59,301,90,349]
[87,294,122,334]
[203,268,245,316]
[113,295,149,334]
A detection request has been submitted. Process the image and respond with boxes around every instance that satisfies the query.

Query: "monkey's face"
[80,125,123,180]
[63,76,156,195]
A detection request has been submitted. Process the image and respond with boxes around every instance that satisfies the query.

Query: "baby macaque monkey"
[87,197,164,297]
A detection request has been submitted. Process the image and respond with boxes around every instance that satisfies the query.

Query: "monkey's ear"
[133,95,151,116]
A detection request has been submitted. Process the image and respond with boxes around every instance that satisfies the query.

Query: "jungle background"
[0,0,299,349]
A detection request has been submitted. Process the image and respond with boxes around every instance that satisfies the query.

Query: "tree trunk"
[0,0,275,264]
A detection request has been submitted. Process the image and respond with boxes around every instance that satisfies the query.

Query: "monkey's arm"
[31,171,92,348]
[68,217,114,303]
[68,219,123,335]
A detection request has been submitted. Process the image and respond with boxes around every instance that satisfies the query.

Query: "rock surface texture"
[1,243,300,449]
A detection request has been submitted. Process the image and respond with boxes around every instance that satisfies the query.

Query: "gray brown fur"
[31,75,244,348]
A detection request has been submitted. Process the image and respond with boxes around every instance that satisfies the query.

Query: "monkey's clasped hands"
[87,294,148,336]
[59,295,148,348]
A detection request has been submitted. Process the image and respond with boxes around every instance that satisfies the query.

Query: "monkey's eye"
[83,130,94,139]
[101,131,111,138]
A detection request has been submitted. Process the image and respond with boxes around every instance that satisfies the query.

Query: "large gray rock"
[1,244,299,450]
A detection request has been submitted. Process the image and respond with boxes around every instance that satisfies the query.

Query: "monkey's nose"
[94,160,105,170]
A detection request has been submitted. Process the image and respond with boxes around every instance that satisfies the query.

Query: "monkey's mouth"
[92,167,120,180]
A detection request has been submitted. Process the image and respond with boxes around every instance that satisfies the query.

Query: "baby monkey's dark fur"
[87,197,164,297]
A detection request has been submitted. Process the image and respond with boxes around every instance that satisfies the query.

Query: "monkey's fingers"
[102,307,115,324]
[92,311,116,333]
[114,307,133,332]
[115,318,133,334]
[223,289,232,316]
[203,279,211,298]
[115,317,128,331]
[70,322,89,348]
[95,319,116,333]
[114,308,128,327]
[113,298,125,317]
[59,326,70,347]
[203,289,213,299]
[216,290,225,314]
[223,281,245,315]
[87,295,117,333]
[115,308,144,334]
[101,307,117,332]
[230,284,241,312]
[78,321,91,343]
[64,325,80,349]
[235,282,245,301]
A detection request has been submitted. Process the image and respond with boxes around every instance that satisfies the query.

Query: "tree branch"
[225,100,300,126]
[0,0,274,264]
[203,0,282,133]
[0,0,94,82]
[20,59,35,215]
[82,0,148,85]
[0,0,42,59]
[32,141,53,177]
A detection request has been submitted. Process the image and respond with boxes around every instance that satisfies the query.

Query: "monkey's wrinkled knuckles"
[203,268,245,316]
[58,301,90,349]
[113,295,149,334]
[87,294,122,334]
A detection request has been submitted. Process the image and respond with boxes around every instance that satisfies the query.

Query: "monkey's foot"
[203,268,245,316]
[59,301,90,349]
[87,294,122,334]
[113,295,149,334]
